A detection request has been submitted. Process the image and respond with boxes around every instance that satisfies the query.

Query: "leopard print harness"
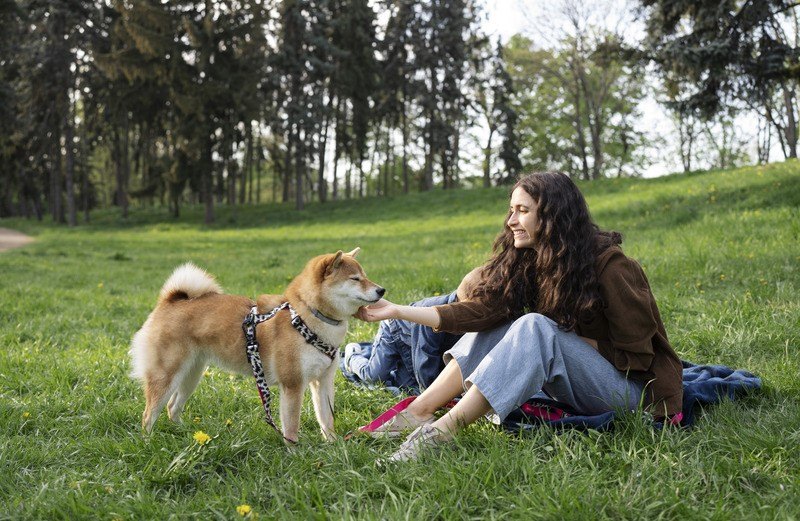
[242,302,338,440]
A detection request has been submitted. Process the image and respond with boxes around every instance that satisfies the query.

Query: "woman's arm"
[356,266,505,332]
[596,253,657,371]
[356,299,441,329]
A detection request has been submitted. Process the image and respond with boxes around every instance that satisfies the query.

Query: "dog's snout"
[376,287,386,298]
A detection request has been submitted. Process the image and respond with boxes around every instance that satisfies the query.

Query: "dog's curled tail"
[159,263,223,303]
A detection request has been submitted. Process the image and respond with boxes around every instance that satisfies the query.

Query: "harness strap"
[242,302,338,441]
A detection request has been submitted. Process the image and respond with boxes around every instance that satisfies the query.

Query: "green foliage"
[1,162,799,519]
[504,32,650,179]
[639,0,799,116]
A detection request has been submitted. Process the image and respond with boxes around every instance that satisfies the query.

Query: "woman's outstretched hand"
[356,299,398,322]
[355,300,442,329]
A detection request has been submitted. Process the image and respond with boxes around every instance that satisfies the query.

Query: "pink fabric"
[519,402,567,421]
[358,396,417,433]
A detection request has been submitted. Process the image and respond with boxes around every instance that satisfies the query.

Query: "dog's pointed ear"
[346,247,360,258]
[325,250,344,277]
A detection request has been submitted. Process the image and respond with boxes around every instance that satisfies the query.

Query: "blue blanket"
[500,361,762,433]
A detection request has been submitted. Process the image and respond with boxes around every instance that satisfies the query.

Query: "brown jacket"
[435,246,683,417]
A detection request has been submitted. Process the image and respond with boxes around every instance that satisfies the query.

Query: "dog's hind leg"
[309,364,336,441]
[142,373,175,433]
[167,355,207,424]
[278,383,304,444]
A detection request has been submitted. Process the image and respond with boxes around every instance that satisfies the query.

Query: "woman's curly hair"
[467,172,621,331]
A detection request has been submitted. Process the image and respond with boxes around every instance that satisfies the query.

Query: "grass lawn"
[1,162,799,520]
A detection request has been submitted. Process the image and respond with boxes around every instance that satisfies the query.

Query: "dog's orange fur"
[130,249,384,443]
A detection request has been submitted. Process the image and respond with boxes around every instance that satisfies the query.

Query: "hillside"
[1,162,798,519]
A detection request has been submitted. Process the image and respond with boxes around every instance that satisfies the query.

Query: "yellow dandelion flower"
[226,418,233,427]
[22,411,30,419]
[98,282,104,288]
[237,504,252,516]
[193,431,211,445]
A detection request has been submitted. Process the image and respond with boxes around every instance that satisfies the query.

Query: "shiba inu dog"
[129,248,384,443]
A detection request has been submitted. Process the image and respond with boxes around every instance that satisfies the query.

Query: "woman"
[357,171,683,462]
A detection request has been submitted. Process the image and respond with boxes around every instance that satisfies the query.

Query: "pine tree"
[13,0,96,225]
[378,0,416,194]
[332,0,377,198]
[410,0,483,190]
[94,0,269,221]
[93,0,174,218]
[493,42,522,184]
[639,0,800,156]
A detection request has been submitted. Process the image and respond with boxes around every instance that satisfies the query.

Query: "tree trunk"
[483,125,495,187]
[63,88,77,226]
[226,132,237,206]
[114,119,130,219]
[401,89,409,194]
[423,113,434,189]
[441,146,450,190]
[589,116,603,180]
[332,137,340,201]
[567,54,590,180]
[241,122,252,204]
[358,160,365,198]
[452,120,461,186]
[256,135,263,204]
[365,133,380,197]
[345,162,352,199]
[80,124,90,223]
[782,83,798,158]
[756,115,771,164]
[318,96,333,203]
[577,67,603,179]
[295,128,305,211]
[384,129,392,197]
[283,135,293,203]
[687,126,695,172]
[203,134,215,224]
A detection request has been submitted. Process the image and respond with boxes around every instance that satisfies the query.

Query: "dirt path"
[0,228,34,252]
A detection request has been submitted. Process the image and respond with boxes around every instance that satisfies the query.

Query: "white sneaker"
[382,424,447,464]
[343,342,363,372]
[368,410,434,438]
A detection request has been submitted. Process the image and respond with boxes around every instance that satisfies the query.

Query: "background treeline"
[1,0,799,224]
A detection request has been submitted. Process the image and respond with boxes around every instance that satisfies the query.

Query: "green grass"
[1,162,799,520]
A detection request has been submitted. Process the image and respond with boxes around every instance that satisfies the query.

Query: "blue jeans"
[342,293,462,393]
[445,313,645,420]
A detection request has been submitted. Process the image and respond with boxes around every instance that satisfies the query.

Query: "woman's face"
[507,186,537,249]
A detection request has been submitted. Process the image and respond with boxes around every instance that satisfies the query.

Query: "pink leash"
[357,396,417,433]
